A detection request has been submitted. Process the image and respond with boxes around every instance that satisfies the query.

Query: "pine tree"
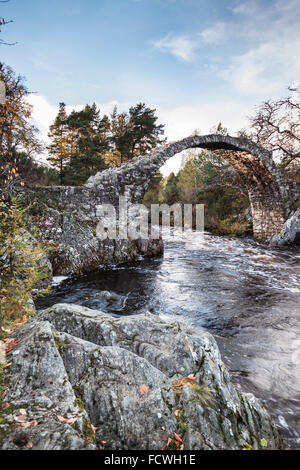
[47,103,70,184]
[109,103,165,165]
[164,172,180,205]
[65,103,109,184]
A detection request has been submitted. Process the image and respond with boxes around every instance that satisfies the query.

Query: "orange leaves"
[2,337,19,354]
[139,384,150,396]
[26,440,33,449]
[12,315,27,327]
[178,374,196,387]
[174,432,183,444]
[161,434,184,451]
[13,409,38,429]
[2,362,12,369]
[57,415,78,424]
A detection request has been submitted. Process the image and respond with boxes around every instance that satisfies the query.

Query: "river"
[36,232,300,448]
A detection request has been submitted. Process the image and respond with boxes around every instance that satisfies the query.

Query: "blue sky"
[1,0,300,172]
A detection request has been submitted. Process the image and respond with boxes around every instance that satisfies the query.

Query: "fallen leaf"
[20,421,38,429]
[47,378,53,383]
[161,444,168,451]
[174,432,183,444]
[101,440,107,445]
[161,434,168,442]
[19,409,27,416]
[179,376,196,387]
[91,424,98,434]
[174,410,180,417]
[3,338,19,353]
[14,415,27,423]
[210,360,215,368]
[12,315,27,326]
[140,384,150,396]
[1,328,13,334]
[57,415,78,424]
[2,363,12,369]
[1,389,7,401]
[26,440,33,449]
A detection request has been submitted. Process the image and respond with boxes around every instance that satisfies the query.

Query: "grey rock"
[0,321,96,450]
[0,303,283,450]
[270,207,300,246]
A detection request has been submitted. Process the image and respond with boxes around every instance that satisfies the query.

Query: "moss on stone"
[82,418,96,444]
[52,330,66,353]
[74,398,85,413]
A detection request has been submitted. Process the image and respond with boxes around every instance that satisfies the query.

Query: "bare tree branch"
[244,86,300,173]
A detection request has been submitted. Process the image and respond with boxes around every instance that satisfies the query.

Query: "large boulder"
[271,207,300,246]
[0,304,284,450]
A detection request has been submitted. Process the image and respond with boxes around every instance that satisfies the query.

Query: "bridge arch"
[86,134,288,241]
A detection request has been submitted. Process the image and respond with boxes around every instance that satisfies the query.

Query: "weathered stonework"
[32,135,300,242]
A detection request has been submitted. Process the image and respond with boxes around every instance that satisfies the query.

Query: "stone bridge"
[34,134,300,241]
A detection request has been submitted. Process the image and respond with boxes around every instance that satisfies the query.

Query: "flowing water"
[36,232,300,447]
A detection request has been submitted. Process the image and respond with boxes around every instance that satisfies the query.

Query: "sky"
[1,0,300,175]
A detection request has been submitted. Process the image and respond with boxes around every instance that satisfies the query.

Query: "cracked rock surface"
[0,304,284,450]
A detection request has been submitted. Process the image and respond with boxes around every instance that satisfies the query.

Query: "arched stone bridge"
[86,134,299,240]
[34,134,300,241]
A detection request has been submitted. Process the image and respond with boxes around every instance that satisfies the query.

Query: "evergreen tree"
[143,171,164,207]
[109,103,165,165]
[62,104,109,185]
[47,103,70,184]
[163,172,180,205]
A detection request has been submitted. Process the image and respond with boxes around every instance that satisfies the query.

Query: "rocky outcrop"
[29,201,163,277]
[48,215,163,277]
[270,207,300,246]
[0,304,284,450]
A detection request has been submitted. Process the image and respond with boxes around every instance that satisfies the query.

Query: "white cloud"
[151,34,197,61]
[222,33,300,96]
[151,23,227,62]
[151,1,300,97]
[198,23,227,45]
[156,101,249,141]
[232,1,259,15]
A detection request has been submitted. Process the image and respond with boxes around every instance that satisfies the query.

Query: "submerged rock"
[0,304,284,450]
